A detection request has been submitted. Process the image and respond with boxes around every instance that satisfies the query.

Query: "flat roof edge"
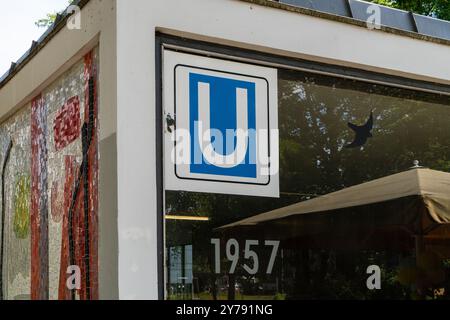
[0,0,91,91]
[2,0,450,91]
[241,0,450,47]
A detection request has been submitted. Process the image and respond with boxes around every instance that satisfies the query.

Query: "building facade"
[0,0,450,300]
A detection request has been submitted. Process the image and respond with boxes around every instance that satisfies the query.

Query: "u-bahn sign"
[163,50,279,198]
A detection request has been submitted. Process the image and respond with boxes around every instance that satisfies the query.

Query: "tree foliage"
[35,13,58,28]
[369,0,450,21]
[35,1,73,28]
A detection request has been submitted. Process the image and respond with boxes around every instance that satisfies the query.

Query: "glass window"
[164,64,450,300]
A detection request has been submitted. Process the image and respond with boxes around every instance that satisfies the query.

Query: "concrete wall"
[116,0,450,300]
[1,0,449,301]
[0,0,118,300]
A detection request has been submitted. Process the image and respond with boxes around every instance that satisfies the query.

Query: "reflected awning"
[219,168,450,237]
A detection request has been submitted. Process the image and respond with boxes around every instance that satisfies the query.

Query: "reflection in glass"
[165,69,450,300]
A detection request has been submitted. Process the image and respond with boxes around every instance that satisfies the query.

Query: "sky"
[0,0,69,76]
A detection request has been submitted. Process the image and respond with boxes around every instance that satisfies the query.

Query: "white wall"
[116,0,450,300]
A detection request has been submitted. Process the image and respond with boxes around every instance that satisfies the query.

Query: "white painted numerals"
[211,239,280,275]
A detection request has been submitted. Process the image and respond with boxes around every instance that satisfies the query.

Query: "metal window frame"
[155,32,450,300]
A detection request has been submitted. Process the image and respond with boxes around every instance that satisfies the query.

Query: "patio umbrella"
[218,168,450,252]
[217,168,450,298]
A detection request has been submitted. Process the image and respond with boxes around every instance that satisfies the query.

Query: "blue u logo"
[189,73,257,178]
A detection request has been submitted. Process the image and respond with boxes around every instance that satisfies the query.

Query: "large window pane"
[165,68,450,300]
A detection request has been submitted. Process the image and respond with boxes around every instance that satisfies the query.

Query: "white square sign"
[163,50,279,198]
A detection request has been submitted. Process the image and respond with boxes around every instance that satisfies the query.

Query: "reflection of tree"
[165,73,450,300]
[278,78,450,198]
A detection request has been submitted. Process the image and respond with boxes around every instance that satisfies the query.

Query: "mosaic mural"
[0,49,99,300]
